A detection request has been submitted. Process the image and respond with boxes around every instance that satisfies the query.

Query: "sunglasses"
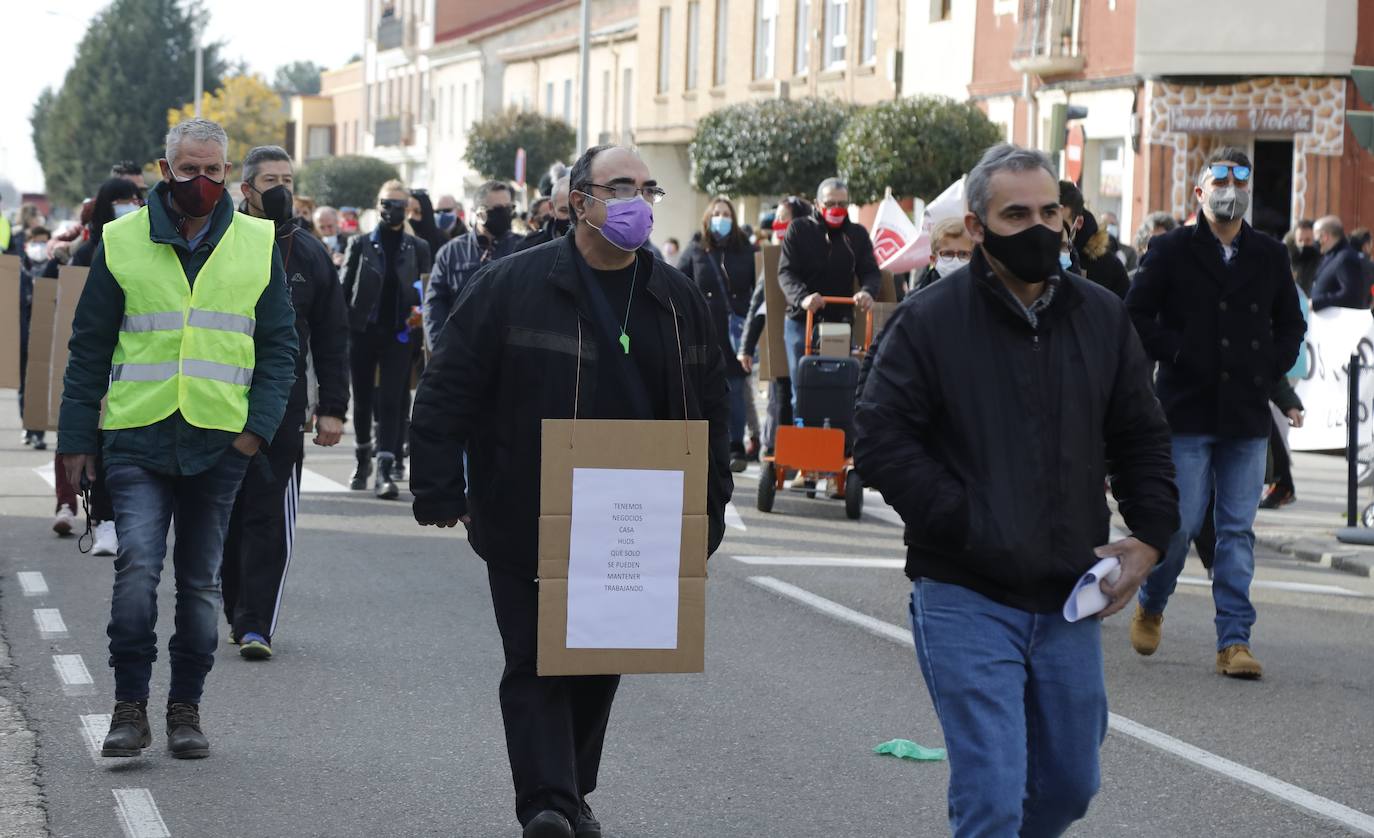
[1209,164,1251,183]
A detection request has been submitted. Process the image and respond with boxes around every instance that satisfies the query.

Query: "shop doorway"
[1252,140,1294,238]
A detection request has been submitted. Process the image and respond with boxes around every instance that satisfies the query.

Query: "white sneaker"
[53,505,76,537]
[91,521,118,556]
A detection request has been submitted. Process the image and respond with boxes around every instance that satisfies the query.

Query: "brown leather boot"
[1130,605,1164,656]
[1216,644,1263,679]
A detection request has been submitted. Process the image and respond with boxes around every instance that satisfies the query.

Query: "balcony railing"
[374,113,414,147]
[377,15,403,51]
[1010,0,1084,77]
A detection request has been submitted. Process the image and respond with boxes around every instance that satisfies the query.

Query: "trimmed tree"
[836,96,1005,205]
[689,97,856,197]
[296,155,401,208]
[465,108,576,184]
[31,0,224,204]
[272,61,324,97]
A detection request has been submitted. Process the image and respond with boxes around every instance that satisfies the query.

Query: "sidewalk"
[1253,451,1374,578]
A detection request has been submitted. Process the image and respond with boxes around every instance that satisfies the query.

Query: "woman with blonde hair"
[912,216,974,293]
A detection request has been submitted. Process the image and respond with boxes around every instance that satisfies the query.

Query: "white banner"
[871,193,927,274]
[1289,308,1374,460]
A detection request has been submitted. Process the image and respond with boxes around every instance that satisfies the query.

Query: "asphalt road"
[2,423,1373,837]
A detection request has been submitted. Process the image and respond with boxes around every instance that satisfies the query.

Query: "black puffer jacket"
[409,233,734,578]
[676,233,756,377]
[855,249,1179,613]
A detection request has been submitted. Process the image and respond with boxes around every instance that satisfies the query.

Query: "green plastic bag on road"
[874,738,947,761]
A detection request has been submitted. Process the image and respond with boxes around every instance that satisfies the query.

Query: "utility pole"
[193,28,204,118]
[577,0,590,153]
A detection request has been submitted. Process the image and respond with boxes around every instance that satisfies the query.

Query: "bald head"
[1316,215,1345,254]
[551,175,571,220]
[568,144,653,225]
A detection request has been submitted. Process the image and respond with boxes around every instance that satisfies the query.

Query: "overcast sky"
[0,0,365,194]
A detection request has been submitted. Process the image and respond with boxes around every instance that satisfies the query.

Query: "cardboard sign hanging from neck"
[537,418,710,676]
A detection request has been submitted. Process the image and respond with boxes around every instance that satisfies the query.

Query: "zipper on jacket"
[1032,333,1041,351]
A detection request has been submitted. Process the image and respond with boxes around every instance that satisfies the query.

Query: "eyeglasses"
[1209,164,1252,184]
[936,249,972,260]
[585,182,667,204]
[379,198,408,209]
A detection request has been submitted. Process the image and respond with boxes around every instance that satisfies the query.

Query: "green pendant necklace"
[619,256,638,354]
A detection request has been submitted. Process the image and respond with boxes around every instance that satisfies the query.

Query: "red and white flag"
[871,189,928,274]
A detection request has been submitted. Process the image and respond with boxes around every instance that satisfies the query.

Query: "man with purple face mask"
[409,145,733,838]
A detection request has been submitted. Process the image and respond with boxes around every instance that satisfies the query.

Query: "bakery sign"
[1167,107,1315,135]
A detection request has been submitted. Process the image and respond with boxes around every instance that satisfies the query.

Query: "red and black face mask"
[168,174,225,218]
[823,206,848,229]
[772,219,789,240]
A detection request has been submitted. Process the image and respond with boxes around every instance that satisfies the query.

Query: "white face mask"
[1105,224,1119,240]
[935,255,969,277]
[25,243,47,262]
[112,202,140,219]
[322,234,338,249]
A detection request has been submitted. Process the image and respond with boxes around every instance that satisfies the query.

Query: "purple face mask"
[582,193,654,252]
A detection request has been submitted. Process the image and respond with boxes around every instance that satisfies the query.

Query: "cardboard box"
[757,245,788,381]
[0,255,21,389]
[23,277,58,431]
[537,418,710,676]
[46,266,89,431]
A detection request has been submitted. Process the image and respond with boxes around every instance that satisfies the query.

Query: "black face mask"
[379,202,407,228]
[1294,244,1319,264]
[482,205,513,237]
[255,184,294,225]
[552,217,572,237]
[978,220,1062,285]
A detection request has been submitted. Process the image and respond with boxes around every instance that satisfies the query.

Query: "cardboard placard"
[23,278,58,431]
[46,266,89,430]
[537,418,709,676]
[757,245,788,381]
[0,255,21,389]
[871,302,899,347]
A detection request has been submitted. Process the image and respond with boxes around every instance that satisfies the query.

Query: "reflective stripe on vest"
[101,206,274,433]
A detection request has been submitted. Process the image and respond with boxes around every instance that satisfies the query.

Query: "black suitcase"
[794,355,860,431]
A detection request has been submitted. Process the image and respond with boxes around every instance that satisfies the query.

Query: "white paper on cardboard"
[566,467,685,649]
[1062,557,1122,623]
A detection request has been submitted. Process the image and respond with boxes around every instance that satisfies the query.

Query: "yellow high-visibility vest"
[101,207,274,433]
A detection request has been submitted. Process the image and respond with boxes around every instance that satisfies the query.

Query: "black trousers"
[764,377,793,452]
[222,423,304,642]
[486,565,620,826]
[1269,414,1294,490]
[350,326,412,458]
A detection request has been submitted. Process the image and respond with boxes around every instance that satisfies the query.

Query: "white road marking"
[32,462,56,488]
[53,654,94,694]
[862,491,905,527]
[1177,576,1368,598]
[299,467,349,493]
[733,555,905,570]
[113,788,171,838]
[17,572,48,596]
[33,608,68,638]
[80,714,110,761]
[747,574,1374,836]
[725,502,747,531]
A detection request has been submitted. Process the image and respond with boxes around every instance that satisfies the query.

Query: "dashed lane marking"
[52,654,95,695]
[113,788,171,838]
[747,575,1374,836]
[80,714,110,762]
[33,608,68,638]
[17,571,48,596]
[724,502,747,531]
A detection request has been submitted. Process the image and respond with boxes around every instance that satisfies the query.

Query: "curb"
[1255,533,1374,578]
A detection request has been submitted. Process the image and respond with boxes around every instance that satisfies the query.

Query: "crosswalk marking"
[113,788,171,838]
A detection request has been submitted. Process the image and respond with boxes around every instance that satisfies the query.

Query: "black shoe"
[29,434,47,451]
[523,810,573,838]
[374,456,399,500]
[393,456,407,481]
[350,445,373,491]
[1259,484,1295,509]
[100,700,151,757]
[166,702,209,759]
[575,802,602,838]
[729,455,748,473]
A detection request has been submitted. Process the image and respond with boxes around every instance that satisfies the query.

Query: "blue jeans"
[727,376,746,450]
[1138,434,1267,649]
[105,449,251,703]
[911,579,1106,838]
[783,317,807,414]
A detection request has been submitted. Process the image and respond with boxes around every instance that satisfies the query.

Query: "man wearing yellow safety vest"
[57,118,298,760]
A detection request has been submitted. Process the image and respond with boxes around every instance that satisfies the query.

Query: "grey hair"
[966,144,1056,220]
[816,177,847,201]
[476,179,513,205]
[313,205,339,223]
[165,118,228,164]
[241,145,293,188]
[1315,215,1344,239]
[1134,211,1178,254]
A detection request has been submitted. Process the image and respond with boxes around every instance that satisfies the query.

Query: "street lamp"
[577,0,590,154]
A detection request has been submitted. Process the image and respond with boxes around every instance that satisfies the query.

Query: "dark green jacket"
[57,181,298,476]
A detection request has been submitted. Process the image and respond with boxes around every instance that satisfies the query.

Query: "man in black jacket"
[1311,215,1368,311]
[777,177,880,411]
[1125,147,1306,679]
[222,146,350,659]
[515,176,571,253]
[1060,181,1131,298]
[856,144,1177,837]
[409,145,732,838]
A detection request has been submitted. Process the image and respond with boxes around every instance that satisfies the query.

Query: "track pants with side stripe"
[222,424,305,644]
